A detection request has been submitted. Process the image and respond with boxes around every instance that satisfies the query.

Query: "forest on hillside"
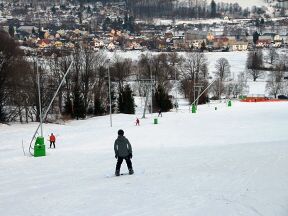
[75,0,249,19]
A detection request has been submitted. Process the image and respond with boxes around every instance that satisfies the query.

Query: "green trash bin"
[34,136,46,157]
[192,104,197,113]
[154,118,158,124]
[228,100,232,107]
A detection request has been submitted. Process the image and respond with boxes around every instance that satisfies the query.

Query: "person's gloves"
[115,154,118,159]
[129,153,133,159]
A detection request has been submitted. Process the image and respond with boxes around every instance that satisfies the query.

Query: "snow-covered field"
[215,0,267,8]
[1,100,288,216]
[178,0,267,8]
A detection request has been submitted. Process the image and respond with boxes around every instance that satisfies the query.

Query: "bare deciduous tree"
[214,57,231,98]
[266,64,285,98]
[180,52,208,103]
[246,50,264,81]
[267,47,278,65]
[214,57,231,82]
[110,55,132,92]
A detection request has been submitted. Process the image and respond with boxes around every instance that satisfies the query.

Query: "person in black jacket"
[158,109,162,117]
[114,129,134,176]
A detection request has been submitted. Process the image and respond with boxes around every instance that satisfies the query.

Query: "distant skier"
[158,109,162,117]
[136,118,140,126]
[114,129,134,176]
[174,102,178,110]
[49,133,56,149]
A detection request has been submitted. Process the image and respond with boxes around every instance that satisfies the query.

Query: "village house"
[93,38,105,48]
[212,36,229,49]
[125,41,143,50]
[206,32,215,49]
[230,41,249,51]
[173,36,186,50]
[65,42,75,49]
[272,34,284,47]
[225,35,249,51]
[107,42,116,51]
[256,39,271,48]
[54,41,63,48]
[185,30,207,49]
[154,37,167,50]
[37,39,51,48]
[124,36,145,50]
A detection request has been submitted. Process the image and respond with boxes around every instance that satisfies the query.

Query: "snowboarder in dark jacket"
[114,129,134,176]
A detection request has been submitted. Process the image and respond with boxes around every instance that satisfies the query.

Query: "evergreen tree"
[123,14,129,30]
[38,29,45,39]
[200,41,206,52]
[51,5,56,14]
[102,17,111,32]
[64,97,73,117]
[8,25,14,38]
[153,85,173,112]
[128,16,135,33]
[117,84,135,114]
[73,88,86,119]
[255,18,260,28]
[78,11,83,24]
[0,100,6,122]
[253,31,260,44]
[94,98,105,116]
[211,0,216,18]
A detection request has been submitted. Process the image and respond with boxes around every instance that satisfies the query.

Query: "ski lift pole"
[37,57,43,137]
[150,66,153,115]
[107,62,112,127]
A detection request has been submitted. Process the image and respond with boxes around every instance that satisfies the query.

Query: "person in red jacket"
[49,133,56,148]
[136,118,140,126]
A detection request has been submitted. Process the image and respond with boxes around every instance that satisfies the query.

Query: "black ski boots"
[129,169,134,175]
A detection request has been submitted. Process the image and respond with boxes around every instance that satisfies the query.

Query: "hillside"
[1,101,288,215]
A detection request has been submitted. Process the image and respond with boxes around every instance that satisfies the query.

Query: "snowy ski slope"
[1,100,288,216]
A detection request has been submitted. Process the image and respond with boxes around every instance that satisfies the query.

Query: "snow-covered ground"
[215,0,267,8]
[177,0,267,8]
[1,100,288,216]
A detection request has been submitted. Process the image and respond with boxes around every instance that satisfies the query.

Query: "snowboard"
[105,169,144,178]
[105,173,133,178]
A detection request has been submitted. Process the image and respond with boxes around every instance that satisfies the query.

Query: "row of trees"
[127,0,252,19]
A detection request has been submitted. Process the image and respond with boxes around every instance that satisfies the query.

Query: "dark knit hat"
[118,129,124,136]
